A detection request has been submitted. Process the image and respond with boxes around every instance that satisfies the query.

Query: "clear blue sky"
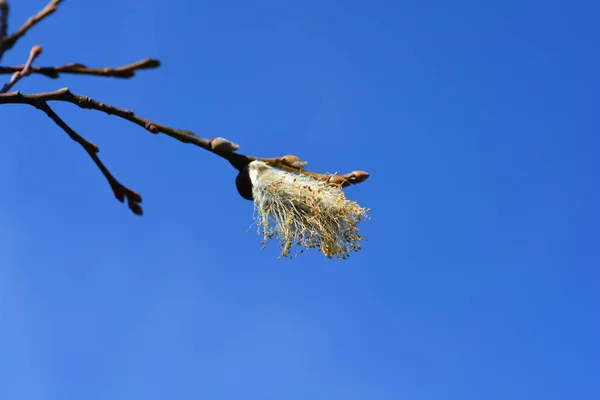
[1,0,598,399]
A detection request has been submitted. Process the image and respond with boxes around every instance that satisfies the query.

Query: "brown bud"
[211,137,239,152]
[349,170,370,184]
[30,45,43,57]
[128,201,143,216]
[144,123,159,133]
[281,155,307,169]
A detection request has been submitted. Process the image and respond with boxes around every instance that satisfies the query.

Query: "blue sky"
[1,0,598,398]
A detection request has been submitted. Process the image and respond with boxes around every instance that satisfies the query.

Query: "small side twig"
[0,0,62,60]
[37,102,143,215]
[0,58,161,79]
[0,44,41,93]
[1,90,142,214]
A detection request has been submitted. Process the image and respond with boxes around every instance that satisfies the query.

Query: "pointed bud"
[128,201,143,216]
[349,171,370,184]
[281,155,307,169]
[211,137,239,152]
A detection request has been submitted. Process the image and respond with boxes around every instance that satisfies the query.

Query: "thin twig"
[0,88,370,185]
[0,0,62,59]
[2,90,143,214]
[0,58,161,79]
[0,44,42,93]
[0,88,369,203]
[0,0,8,44]
[37,102,143,215]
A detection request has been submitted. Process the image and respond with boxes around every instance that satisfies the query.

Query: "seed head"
[247,161,370,259]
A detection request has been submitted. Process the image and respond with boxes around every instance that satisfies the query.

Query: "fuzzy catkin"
[247,160,369,259]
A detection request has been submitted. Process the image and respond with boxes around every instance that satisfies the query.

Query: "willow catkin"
[247,160,369,259]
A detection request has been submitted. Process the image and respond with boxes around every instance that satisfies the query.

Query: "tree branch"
[0,1,8,44]
[0,0,370,217]
[1,90,143,214]
[0,44,41,93]
[0,87,369,213]
[0,88,370,181]
[0,58,161,79]
[38,102,143,215]
[0,0,62,60]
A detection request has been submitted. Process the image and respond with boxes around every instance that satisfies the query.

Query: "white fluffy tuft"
[248,160,369,259]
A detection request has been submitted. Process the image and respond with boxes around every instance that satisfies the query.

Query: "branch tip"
[1,44,43,93]
[30,44,42,57]
[0,0,64,59]
[0,58,162,79]
[349,170,370,183]
[128,201,143,216]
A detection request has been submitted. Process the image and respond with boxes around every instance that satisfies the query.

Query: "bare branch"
[0,1,371,258]
[0,1,368,218]
[1,90,143,214]
[3,87,215,148]
[0,0,62,60]
[0,44,42,93]
[0,58,161,79]
[0,88,370,186]
[0,1,8,43]
[38,102,143,215]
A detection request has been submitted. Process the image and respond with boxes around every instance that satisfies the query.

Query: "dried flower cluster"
[248,161,370,259]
